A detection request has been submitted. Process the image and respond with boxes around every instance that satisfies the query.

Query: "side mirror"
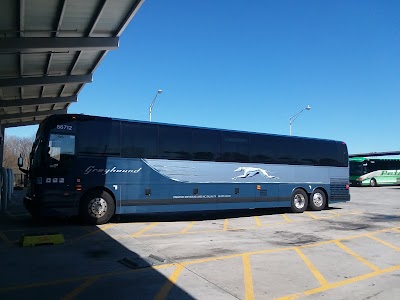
[18,154,23,168]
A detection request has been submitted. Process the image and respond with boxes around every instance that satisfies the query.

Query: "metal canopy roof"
[0,0,144,128]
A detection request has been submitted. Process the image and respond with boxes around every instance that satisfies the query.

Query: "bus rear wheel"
[80,190,115,225]
[309,189,326,211]
[370,178,378,187]
[290,189,308,213]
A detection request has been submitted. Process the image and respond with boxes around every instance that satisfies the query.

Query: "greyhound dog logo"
[232,167,279,180]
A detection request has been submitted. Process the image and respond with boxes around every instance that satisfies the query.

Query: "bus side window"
[121,122,158,158]
[78,120,120,156]
[192,129,220,161]
[159,126,192,160]
[220,132,250,163]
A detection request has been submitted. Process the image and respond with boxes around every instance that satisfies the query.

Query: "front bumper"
[23,192,79,217]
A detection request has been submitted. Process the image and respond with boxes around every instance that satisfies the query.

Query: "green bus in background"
[349,157,400,187]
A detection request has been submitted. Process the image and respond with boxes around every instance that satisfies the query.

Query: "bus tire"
[290,189,308,213]
[80,190,115,225]
[370,178,377,187]
[309,189,326,211]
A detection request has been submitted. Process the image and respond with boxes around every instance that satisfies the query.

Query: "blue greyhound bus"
[20,114,350,224]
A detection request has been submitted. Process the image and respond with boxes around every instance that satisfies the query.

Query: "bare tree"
[3,135,34,171]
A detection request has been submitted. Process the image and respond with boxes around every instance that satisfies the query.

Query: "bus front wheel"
[290,189,308,213]
[80,190,115,225]
[309,189,326,211]
[370,178,378,187]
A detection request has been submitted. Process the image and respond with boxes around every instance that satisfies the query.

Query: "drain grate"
[118,254,168,269]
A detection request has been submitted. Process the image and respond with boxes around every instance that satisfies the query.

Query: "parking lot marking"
[131,211,365,239]
[224,219,229,231]
[74,224,116,241]
[138,229,223,238]
[131,222,159,237]
[2,225,399,297]
[242,254,255,300]
[180,221,195,234]
[304,211,319,220]
[298,226,400,250]
[367,235,400,251]
[333,240,380,271]
[61,276,99,300]
[0,261,176,294]
[392,228,400,233]
[279,264,400,300]
[182,246,294,267]
[154,264,185,300]
[281,214,293,223]
[294,248,328,286]
[254,216,262,227]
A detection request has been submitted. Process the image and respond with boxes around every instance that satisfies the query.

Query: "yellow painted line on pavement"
[304,211,319,220]
[294,248,328,286]
[61,276,99,300]
[278,264,400,300]
[333,240,380,271]
[138,229,223,238]
[183,246,294,267]
[154,264,185,300]
[277,293,303,300]
[0,227,400,299]
[98,224,116,230]
[326,210,339,215]
[224,219,229,231]
[281,214,293,223]
[131,222,159,237]
[300,226,400,249]
[254,216,262,227]
[367,235,400,251]
[180,221,195,234]
[242,254,255,300]
[392,228,400,233]
[74,224,115,241]
[4,225,399,295]
[112,210,366,240]
[0,262,176,293]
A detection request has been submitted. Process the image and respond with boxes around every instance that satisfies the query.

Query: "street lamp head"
[157,89,163,94]
[306,105,311,110]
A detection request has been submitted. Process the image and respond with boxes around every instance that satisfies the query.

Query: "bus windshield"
[349,161,364,176]
[47,134,76,169]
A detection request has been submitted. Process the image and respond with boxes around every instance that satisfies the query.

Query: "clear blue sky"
[7,0,400,155]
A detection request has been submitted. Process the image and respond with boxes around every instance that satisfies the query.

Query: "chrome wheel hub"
[313,193,323,207]
[294,194,305,209]
[88,197,107,218]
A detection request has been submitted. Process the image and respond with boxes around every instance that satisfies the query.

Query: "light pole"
[149,89,163,122]
[289,105,311,136]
